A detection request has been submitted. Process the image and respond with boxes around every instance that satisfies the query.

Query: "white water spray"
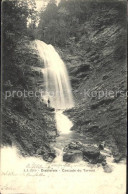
[35,40,75,162]
[35,40,74,110]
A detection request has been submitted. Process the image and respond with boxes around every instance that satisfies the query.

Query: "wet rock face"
[63,142,106,164]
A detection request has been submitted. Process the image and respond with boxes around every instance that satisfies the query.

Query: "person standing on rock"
[47,98,50,107]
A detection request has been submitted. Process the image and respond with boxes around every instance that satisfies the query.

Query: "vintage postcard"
[1,0,127,193]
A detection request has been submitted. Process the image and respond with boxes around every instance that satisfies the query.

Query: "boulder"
[63,141,83,152]
[63,150,83,163]
[114,155,122,163]
[48,107,55,111]
[43,152,56,162]
[83,154,106,164]
[103,164,113,173]
[63,142,106,164]
[83,145,100,158]
[69,141,82,150]
[36,148,44,155]
[98,141,105,150]
[102,161,107,166]
[97,154,106,163]
[82,145,101,164]
[63,145,69,152]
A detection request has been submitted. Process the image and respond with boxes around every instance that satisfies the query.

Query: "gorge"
[2,0,126,165]
[1,0,127,193]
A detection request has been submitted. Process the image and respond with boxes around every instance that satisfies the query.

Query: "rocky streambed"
[63,141,113,173]
[47,110,124,174]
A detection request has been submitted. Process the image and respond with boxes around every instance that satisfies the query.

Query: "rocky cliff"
[2,37,57,161]
[61,2,127,160]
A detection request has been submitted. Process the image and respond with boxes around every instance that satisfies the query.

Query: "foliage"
[2,1,56,155]
[2,0,37,84]
[2,0,36,38]
[36,0,126,47]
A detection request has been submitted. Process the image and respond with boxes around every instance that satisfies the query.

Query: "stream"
[1,112,126,194]
[53,110,95,164]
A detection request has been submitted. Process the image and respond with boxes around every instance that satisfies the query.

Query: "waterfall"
[35,40,74,110]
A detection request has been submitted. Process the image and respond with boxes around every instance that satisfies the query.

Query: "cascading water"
[35,39,75,162]
[35,39,74,110]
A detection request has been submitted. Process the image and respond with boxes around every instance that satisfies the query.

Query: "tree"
[2,0,37,39]
[36,0,87,46]
[37,0,58,44]
[2,0,37,88]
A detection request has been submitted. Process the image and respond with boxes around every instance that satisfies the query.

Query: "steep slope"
[2,37,57,161]
[60,2,127,160]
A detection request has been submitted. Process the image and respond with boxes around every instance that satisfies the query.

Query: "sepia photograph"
[1,0,127,193]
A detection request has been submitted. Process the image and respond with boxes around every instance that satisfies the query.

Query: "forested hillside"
[2,0,57,161]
